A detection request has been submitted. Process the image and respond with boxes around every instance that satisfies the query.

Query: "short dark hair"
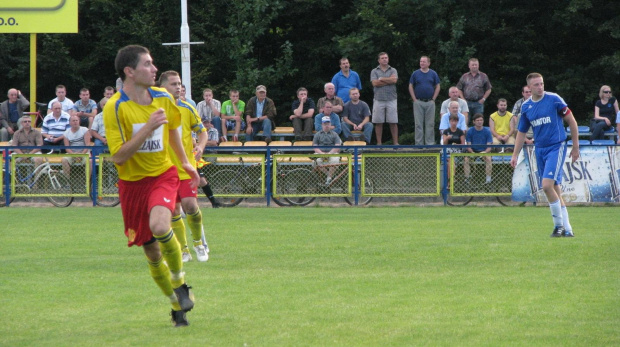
[158,70,179,86]
[296,87,307,95]
[472,113,484,121]
[377,52,388,59]
[497,98,507,104]
[527,72,543,84]
[55,85,66,91]
[229,89,239,95]
[104,86,115,92]
[115,45,150,82]
[449,114,459,122]
[80,88,89,93]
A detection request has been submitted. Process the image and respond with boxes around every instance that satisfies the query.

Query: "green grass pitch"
[1,206,618,346]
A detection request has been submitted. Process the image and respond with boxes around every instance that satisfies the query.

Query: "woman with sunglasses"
[590,85,619,141]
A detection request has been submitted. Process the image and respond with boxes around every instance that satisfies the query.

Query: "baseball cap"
[321,116,331,123]
[256,85,267,92]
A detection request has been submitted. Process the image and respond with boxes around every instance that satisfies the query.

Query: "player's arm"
[169,128,199,187]
[510,131,526,168]
[112,108,168,166]
[564,110,580,163]
[194,131,208,161]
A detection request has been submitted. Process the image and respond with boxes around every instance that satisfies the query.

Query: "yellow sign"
[0,0,77,33]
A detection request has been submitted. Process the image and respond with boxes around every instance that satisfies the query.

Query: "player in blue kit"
[510,73,580,237]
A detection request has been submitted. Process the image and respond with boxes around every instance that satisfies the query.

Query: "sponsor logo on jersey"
[531,116,551,127]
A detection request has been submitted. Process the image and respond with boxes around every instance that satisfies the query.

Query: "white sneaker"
[325,177,332,185]
[194,245,209,262]
[200,227,210,253]
[182,251,192,263]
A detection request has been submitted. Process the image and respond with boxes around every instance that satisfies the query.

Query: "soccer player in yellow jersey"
[103,45,200,327]
[158,70,210,263]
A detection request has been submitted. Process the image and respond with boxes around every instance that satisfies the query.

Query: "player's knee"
[182,199,199,215]
[150,206,172,236]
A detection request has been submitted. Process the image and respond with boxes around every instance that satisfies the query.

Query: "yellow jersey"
[169,100,205,180]
[103,87,181,181]
[490,111,513,136]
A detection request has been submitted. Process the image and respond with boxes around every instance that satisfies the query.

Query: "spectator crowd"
[2,53,619,153]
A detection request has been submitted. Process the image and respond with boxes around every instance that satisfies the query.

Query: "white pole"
[180,0,192,100]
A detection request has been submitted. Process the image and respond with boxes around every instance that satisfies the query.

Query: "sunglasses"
[603,91,612,94]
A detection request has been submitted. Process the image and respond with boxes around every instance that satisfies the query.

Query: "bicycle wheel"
[270,195,290,206]
[47,173,74,207]
[95,183,120,207]
[0,195,15,207]
[344,177,374,206]
[446,196,474,206]
[496,196,526,206]
[282,168,318,206]
[209,169,245,207]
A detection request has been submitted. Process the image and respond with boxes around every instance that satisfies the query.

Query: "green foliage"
[0,0,618,125]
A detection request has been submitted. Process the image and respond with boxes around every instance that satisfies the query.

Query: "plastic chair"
[591,139,614,145]
[269,141,292,162]
[567,140,590,146]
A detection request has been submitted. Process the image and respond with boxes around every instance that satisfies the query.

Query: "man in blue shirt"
[511,73,580,237]
[314,102,342,135]
[72,88,98,128]
[408,56,440,145]
[464,113,493,184]
[332,57,362,104]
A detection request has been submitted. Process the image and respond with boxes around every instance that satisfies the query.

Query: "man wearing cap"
[245,85,276,143]
[313,115,342,185]
[313,101,342,135]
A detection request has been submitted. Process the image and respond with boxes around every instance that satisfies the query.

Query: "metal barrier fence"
[1,144,617,207]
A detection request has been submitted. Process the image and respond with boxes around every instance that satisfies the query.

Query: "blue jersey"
[466,126,492,152]
[518,92,568,147]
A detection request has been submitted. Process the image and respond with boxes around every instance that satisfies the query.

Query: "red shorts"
[176,178,198,203]
[118,166,179,247]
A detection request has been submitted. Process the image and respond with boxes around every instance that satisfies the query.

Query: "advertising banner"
[512,145,620,203]
[0,0,77,33]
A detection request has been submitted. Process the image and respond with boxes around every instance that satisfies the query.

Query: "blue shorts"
[535,142,567,186]
[225,120,246,131]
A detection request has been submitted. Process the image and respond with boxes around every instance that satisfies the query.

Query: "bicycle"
[275,155,374,206]
[204,155,289,207]
[445,153,522,206]
[23,102,48,128]
[92,156,120,207]
[2,154,73,207]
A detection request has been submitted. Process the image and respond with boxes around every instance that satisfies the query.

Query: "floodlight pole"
[162,0,203,100]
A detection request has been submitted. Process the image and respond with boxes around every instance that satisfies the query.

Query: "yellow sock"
[171,214,188,251]
[147,255,175,298]
[154,229,185,288]
[186,210,204,247]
